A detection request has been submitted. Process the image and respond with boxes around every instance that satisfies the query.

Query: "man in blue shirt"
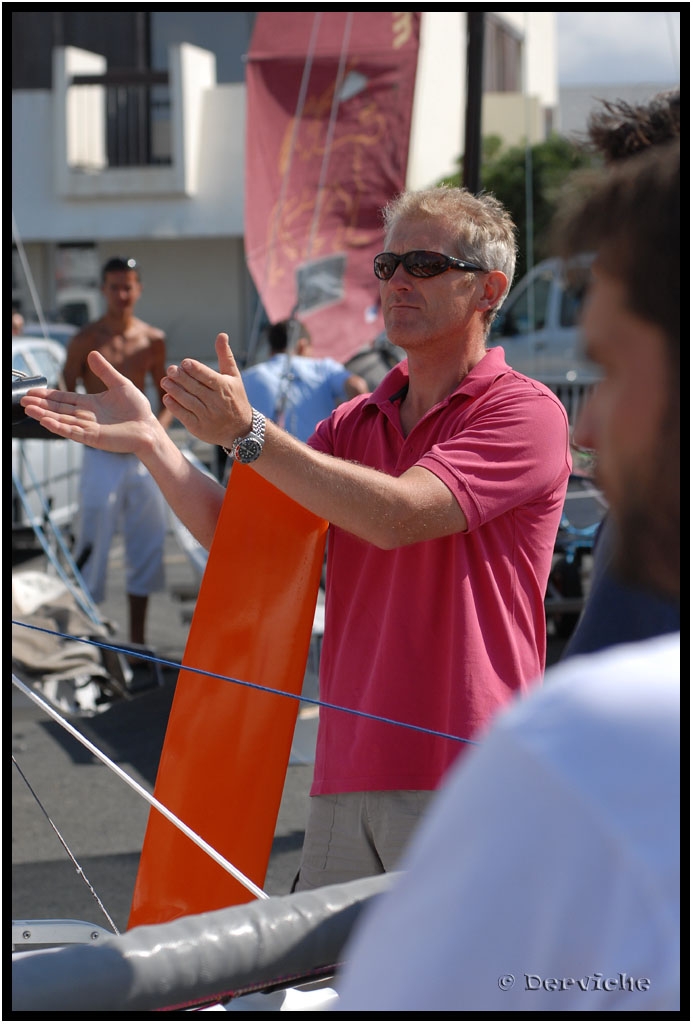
[242,319,368,443]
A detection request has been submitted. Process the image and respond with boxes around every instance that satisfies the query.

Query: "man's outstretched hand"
[20,350,157,456]
[160,333,253,447]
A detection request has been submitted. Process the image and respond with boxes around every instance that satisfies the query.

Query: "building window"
[11,12,150,90]
[483,15,522,93]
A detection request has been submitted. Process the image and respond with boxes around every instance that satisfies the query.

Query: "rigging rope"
[12,607,477,916]
[303,12,354,267]
[245,13,323,368]
[12,754,121,935]
[245,12,356,365]
[12,621,479,748]
[12,209,50,336]
[11,619,476,925]
[12,673,269,902]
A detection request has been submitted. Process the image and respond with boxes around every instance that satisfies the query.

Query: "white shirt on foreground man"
[335,631,680,1012]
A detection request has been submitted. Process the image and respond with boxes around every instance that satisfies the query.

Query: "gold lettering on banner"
[268,73,387,287]
[392,12,413,50]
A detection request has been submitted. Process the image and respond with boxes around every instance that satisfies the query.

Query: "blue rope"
[12,619,479,747]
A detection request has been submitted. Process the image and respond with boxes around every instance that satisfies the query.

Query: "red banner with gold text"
[245,12,420,364]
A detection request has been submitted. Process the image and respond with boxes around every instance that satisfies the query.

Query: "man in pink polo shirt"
[308,342,568,801]
[21,186,571,890]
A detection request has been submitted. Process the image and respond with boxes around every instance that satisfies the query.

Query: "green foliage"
[442,134,597,281]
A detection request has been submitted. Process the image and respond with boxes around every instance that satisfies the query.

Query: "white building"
[558,81,680,142]
[11,12,558,366]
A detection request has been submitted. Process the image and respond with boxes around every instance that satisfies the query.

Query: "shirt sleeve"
[418,385,572,531]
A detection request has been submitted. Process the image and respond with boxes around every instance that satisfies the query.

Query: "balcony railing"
[70,69,171,168]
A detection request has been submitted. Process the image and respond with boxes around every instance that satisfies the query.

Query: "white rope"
[12,209,50,336]
[12,754,121,935]
[522,15,535,329]
[245,13,323,366]
[12,674,269,902]
[304,12,354,264]
[664,11,680,74]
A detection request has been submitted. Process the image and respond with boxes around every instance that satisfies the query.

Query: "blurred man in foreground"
[562,88,680,657]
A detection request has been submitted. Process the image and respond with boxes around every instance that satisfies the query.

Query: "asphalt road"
[12,523,568,944]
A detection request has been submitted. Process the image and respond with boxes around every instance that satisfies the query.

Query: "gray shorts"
[293,789,434,892]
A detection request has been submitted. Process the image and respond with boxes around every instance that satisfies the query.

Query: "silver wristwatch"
[223,408,266,464]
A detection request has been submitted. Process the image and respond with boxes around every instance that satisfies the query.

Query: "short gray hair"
[381,185,518,323]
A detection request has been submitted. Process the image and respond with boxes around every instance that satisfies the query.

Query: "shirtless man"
[63,257,171,650]
[12,308,25,336]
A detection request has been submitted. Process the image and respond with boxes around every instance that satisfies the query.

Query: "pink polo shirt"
[308,346,572,795]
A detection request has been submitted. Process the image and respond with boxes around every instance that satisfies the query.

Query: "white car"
[487,256,601,383]
[12,336,83,540]
[22,320,78,348]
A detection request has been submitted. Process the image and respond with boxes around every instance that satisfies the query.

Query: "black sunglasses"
[373,250,487,281]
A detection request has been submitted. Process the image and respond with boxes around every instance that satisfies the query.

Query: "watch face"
[235,436,263,463]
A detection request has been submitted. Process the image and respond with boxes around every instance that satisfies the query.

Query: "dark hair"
[101,257,140,283]
[586,90,680,165]
[266,318,310,354]
[553,140,679,364]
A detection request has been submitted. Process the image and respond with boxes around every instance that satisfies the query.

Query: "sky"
[556,11,681,86]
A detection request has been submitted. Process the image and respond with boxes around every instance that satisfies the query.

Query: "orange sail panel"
[128,464,328,927]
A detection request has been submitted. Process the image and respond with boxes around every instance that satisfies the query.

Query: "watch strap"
[223,408,265,460]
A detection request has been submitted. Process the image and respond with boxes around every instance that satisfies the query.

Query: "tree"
[441,135,596,282]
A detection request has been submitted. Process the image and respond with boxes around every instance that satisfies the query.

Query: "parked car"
[12,336,83,542]
[22,320,78,348]
[487,255,601,384]
[54,286,101,328]
[345,258,600,395]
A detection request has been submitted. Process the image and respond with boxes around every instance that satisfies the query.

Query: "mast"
[463,12,485,193]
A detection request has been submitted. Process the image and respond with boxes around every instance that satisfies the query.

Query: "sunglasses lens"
[374,251,455,280]
[374,255,397,280]
[405,252,448,277]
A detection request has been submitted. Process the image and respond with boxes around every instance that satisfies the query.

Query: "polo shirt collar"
[366,345,512,411]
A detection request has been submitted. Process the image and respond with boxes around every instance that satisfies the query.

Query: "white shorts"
[75,448,168,604]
